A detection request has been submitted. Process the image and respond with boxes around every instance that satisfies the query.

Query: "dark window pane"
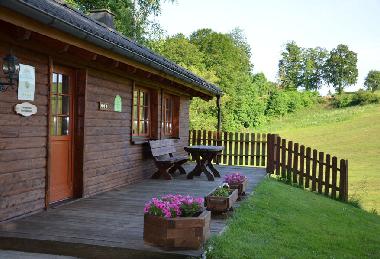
[144,121,149,134]
[57,116,70,136]
[57,95,70,115]
[144,107,149,120]
[61,74,69,94]
[143,92,149,106]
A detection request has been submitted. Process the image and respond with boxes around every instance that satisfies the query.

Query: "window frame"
[132,86,151,138]
[50,71,73,137]
[162,93,174,137]
[161,92,180,138]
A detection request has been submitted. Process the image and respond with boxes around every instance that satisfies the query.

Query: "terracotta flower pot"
[143,210,211,250]
[205,188,238,212]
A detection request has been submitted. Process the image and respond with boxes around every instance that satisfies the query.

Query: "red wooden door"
[49,66,75,203]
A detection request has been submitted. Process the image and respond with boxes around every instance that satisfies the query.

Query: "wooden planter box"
[205,188,238,212]
[229,179,248,197]
[143,210,211,250]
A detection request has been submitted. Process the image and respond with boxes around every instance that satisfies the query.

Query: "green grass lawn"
[206,179,380,259]
[255,103,380,212]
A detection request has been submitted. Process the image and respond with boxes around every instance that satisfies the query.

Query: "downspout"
[216,95,222,164]
[216,95,222,133]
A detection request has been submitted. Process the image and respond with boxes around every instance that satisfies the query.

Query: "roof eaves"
[2,0,223,96]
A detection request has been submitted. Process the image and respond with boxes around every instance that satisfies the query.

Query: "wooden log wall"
[0,43,191,221]
[266,134,349,201]
[188,130,267,167]
[0,44,48,221]
[83,71,190,197]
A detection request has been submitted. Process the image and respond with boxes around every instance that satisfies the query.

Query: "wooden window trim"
[161,93,180,138]
[162,94,174,137]
[132,86,151,138]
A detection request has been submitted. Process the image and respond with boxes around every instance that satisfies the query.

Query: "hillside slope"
[206,179,380,259]
[255,103,380,211]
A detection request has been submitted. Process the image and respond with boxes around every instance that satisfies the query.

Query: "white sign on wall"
[15,102,37,117]
[18,64,35,101]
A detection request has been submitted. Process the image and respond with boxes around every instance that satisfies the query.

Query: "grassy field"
[206,179,380,259]
[254,103,380,212]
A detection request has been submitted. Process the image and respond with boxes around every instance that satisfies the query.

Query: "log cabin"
[0,0,222,222]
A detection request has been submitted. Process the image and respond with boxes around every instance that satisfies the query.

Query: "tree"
[324,44,358,94]
[149,34,220,130]
[300,47,328,91]
[189,28,259,130]
[364,70,380,92]
[278,41,302,90]
[66,0,173,44]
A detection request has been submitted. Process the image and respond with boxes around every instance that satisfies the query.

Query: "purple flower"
[223,172,247,185]
[144,194,204,218]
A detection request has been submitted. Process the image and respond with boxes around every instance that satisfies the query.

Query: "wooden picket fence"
[266,134,348,201]
[188,130,349,201]
[188,130,267,167]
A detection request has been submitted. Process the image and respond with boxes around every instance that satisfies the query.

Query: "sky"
[157,0,380,94]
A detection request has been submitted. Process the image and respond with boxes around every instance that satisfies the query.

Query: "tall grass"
[253,103,380,211]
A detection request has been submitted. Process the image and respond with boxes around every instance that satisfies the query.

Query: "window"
[50,72,71,136]
[132,87,150,137]
[162,93,180,138]
[162,94,173,136]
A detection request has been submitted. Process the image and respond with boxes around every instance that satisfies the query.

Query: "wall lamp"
[0,53,20,92]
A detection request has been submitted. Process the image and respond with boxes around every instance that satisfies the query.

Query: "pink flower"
[144,194,204,218]
[224,172,247,185]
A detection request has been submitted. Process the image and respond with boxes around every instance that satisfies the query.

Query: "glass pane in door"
[50,72,71,136]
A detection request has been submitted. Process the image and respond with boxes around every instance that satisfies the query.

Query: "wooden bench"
[149,139,188,180]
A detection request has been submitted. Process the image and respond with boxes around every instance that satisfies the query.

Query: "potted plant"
[205,183,238,212]
[224,172,248,198]
[143,194,211,250]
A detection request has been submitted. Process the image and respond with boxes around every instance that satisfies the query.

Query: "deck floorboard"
[0,164,266,258]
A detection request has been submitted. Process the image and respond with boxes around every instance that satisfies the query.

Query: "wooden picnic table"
[184,145,224,181]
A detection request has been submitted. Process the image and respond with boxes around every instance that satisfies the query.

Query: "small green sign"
[114,95,122,112]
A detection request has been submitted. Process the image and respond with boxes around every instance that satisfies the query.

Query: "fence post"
[275,135,281,175]
[266,134,275,174]
[340,159,348,202]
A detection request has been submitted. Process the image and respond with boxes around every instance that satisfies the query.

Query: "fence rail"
[188,130,267,167]
[266,134,348,201]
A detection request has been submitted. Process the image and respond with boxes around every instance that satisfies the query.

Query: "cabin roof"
[1,0,222,97]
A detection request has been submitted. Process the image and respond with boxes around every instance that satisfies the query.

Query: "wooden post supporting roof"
[217,95,222,134]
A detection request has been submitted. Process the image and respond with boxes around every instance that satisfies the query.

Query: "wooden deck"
[0,164,266,259]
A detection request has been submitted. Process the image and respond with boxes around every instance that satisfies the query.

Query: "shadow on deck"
[0,164,266,259]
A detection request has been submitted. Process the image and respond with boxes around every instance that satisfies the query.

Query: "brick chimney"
[89,9,115,29]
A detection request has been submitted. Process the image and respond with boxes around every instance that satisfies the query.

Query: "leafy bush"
[286,91,303,113]
[332,93,353,108]
[332,90,379,108]
[351,90,380,106]
[301,91,319,107]
[265,91,290,116]
[265,90,319,116]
